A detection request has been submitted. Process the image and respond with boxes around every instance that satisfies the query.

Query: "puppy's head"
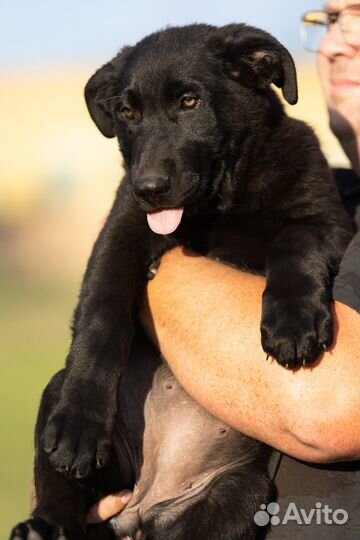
[85,24,297,234]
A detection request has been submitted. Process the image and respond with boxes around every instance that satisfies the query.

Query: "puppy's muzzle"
[134,176,170,205]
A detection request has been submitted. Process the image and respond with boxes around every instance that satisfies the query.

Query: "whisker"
[98,95,123,104]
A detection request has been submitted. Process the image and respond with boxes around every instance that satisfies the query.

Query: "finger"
[86,490,132,524]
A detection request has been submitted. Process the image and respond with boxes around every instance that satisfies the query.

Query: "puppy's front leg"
[42,181,151,479]
[261,221,351,369]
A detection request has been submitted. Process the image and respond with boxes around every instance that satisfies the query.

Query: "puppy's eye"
[121,107,135,121]
[180,95,199,110]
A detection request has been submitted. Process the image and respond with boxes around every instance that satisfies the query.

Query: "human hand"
[86,490,132,524]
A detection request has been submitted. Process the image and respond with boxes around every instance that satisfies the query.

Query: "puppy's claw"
[302,358,306,367]
[266,353,270,361]
[96,457,105,469]
[55,464,70,474]
[43,445,57,455]
[74,469,86,479]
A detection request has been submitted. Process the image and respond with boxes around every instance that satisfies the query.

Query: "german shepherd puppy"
[11,23,352,540]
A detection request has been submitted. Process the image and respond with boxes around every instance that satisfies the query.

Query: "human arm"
[86,242,360,524]
[141,246,360,463]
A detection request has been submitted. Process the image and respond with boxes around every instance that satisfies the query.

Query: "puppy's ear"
[211,24,298,105]
[84,46,133,138]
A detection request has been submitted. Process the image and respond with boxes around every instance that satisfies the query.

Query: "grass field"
[0,271,77,537]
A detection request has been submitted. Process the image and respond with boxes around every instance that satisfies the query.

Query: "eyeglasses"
[301,5,360,52]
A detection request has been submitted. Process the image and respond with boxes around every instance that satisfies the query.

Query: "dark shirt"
[333,168,360,314]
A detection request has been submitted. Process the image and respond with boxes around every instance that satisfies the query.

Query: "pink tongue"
[147,208,184,235]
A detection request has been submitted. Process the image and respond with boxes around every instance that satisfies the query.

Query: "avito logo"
[254,501,348,527]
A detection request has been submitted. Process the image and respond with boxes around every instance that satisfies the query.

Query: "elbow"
[286,387,360,463]
[291,419,360,463]
[279,301,360,463]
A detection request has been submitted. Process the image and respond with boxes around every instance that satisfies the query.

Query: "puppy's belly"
[111,335,263,535]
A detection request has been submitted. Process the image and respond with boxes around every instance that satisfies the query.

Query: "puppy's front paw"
[42,392,112,479]
[261,294,333,368]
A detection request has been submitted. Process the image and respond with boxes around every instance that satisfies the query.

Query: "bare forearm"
[142,247,360,463]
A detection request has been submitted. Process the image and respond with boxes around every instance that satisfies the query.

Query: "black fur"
[11,23,353,540]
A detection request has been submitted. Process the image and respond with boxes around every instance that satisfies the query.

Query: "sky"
[0,0,320,72]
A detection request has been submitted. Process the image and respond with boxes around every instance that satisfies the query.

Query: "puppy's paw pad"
[10,519,52,540]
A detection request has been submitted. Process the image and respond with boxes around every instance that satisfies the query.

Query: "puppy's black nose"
[134,176,170,200]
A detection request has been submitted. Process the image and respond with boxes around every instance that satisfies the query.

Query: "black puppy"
[11,23,352,540]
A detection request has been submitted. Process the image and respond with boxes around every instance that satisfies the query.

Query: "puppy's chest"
[175,215,284,275]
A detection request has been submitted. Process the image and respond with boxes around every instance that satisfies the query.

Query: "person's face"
[317,0,360,141]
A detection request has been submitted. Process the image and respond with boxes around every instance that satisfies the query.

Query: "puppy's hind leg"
[145,466,274,540]
[10,370,116,540]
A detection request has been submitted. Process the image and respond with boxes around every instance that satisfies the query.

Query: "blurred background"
[0,0,350,536]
